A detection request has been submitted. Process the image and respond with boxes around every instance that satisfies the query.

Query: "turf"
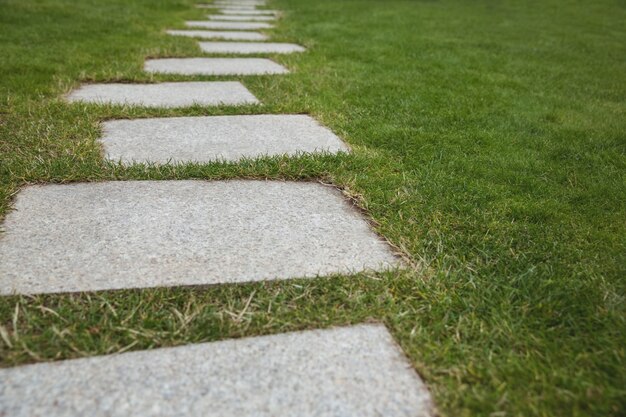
[0,0,625,415]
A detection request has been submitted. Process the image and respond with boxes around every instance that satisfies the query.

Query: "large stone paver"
[66,82,258,107]
[209,14,275,21]
[144,58,288,75]
[0,181,400,295]
[100,114,349,163]
[166,30,268,41]
[199,41,305,54]
[186,20,273,30]
[0,324,433,417]
[218,9,278,15]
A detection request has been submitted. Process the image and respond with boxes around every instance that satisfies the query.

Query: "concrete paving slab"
[211,1,267,5]
[212,4,261,9]
[166,29,268,41]
[0,324,433,417]
[186,20,273,30]
[199,41,305,54]
[144,58,288,75]
[100,114,349,163]
[65,82,259,107]
[0,181,400,295]
[219,9,279,15]
[209,14,275,21]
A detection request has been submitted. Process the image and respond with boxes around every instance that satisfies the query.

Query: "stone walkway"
[0,0,435,415]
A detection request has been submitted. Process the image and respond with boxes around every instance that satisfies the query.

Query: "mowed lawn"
[1,0,625,415]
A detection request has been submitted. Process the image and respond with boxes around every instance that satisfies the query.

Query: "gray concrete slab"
[0,324,433,417]
[211,5,261,10]
[144,58,288,75]
[65,82,259,108]
[209,14,275,21]
[219,9,279,15]
[0,181,401,295]
[166,30,268,41]
[100,114,349,164]
[186,21,273,30]
[199,41,305,54]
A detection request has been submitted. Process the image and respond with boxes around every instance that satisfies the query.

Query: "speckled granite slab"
[0,181,400,295]
[166,29,268,41]
[66,82,259,107]
[208,14,275,21]
[144,58,288,75]
[199,41,305,54]
[0,324,434,417]
[100,114,349,164]
[185,21,273,30]
[218,9,278,15]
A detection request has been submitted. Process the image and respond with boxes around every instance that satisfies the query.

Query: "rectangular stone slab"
[208,14,275,21]
[144,58,288,75]
[0,324,433,417]
[100,114,349,163]
[166,29,268,40]
[0,181,400,295]
[218,9,279,15]
[199,41,305,54]
[65,82,259,107]
[186,20,273,30]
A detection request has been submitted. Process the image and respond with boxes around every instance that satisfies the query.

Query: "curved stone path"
[0,0,435,415]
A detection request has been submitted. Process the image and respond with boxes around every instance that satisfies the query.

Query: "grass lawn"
[1,0,625,415]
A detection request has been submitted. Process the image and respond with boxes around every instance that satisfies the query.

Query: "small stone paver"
[100,114,349,164]
[65,82,258,107]
[166,29,268,41]
[199,41,305,54]
[218,9,278,15]
[144,58,288,75]
[208,14,275,21]
[0,181,400,295]
[0,324,433,417]
[185,20,273,30]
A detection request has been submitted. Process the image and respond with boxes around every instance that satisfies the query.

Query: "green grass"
[1,0,625,415]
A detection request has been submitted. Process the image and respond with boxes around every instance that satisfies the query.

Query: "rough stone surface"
[0,324,433,417]
[208,14,275,21]
[100,114,349,164]
[166,29,268,41]
[65,82,258,107]
[218,8,278,15]
[0,181,401,295]
[199,41,305,54]
[144,58,288,75]
[186,20,273,30]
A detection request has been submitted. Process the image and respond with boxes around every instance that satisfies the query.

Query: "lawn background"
[0,0,625,415]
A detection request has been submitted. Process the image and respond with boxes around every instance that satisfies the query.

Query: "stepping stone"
[144,58,288,75]
[209,14,275,21]
[65,82,258,108]
[0,181,400,295]
[211,1,266,5]
[199,41,305,54]
[186,20,273,30]
[202,4,261,11]
[100,114,349,164]
[219,9,279,15]
[0,324,433,417]
[166,29,268,41]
